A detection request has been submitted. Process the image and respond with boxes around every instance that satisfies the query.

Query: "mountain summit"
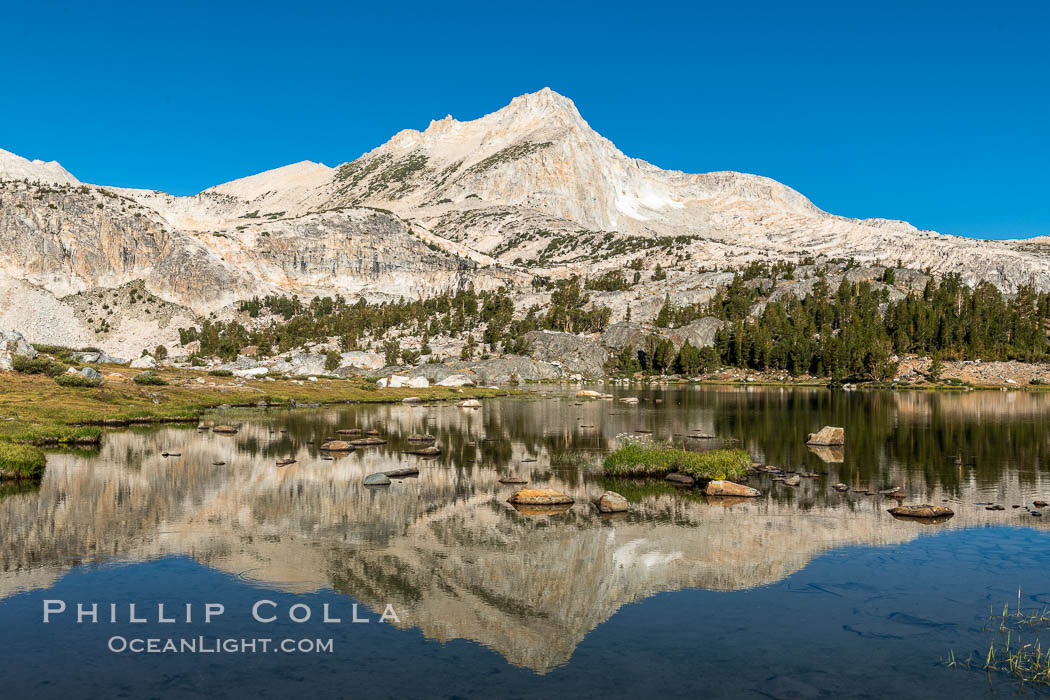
[1,89,1048,353]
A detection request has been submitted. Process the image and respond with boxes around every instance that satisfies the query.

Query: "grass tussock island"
[0,442,47,480]
[603,440,751,481]
[0,366,509,448]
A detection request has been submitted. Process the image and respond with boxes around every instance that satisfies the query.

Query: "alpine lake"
[2,385,1050,699]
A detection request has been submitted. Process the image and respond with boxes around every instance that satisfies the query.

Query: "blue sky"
[2,0,1047,239]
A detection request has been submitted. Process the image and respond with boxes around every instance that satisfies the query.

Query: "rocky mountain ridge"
[2,88,1048,356]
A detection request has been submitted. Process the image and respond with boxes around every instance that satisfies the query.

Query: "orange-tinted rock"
[704,480,761,498]
[507,488,574,506]
[212,425,238,435]
[595,491,629,513]
[806,426,844,446]
[320,440,355,451]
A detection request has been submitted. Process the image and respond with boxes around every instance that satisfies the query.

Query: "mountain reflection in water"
[1,387,1049,672]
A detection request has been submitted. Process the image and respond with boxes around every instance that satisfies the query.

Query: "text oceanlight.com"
[107,636,334,654]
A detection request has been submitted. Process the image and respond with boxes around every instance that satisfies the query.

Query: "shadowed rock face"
[0,181,256,310]
[3,389,1050,672]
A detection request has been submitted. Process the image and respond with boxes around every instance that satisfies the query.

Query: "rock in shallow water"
[507,488,574,505]
[888,504,954,519]
[665,473,696,486]
[704,480,761,498]
[806,426,845,446]
[364,473,391,486]
[320,440,355,452]
[350,437,386,446]
[595,491,629,513]
[212,425,238,434]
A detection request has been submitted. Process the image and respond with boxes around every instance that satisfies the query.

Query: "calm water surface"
[2,386,1050,698]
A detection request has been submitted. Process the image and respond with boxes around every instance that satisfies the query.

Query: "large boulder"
[270,352,328,376]
[377,375,412,388]
[704,480,761,498]
[233,367,269,378]
[0,330,37,358]
[73,350,128,365]
[408,376,430,388]
[130,355,157,369]
[339,351,385,371]
[0,329,36,369]
[437,374,475,387]
[594,491,629,513]
[80,367,102,380]
[806,426,845,446]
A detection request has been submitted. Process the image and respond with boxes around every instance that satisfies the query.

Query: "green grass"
[0,368,510,445]
[12,355,68,377]
[603,442,751,481]
[208,369,233,377]
[132,372,167,386]
[0,443,47,479]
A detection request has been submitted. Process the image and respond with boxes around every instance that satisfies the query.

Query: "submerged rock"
[276,458,296,467]
[594,491,629,513]
[888,504,954,519]
[406,445,441,457]
[499,476,528,484]
[806,426,845,446]
[665,473,696,486]
[780,475,801,487]
[384,467,419,478]
[405,433,435,442]
[336,428,362,435]
[364,473,391,486]
[350,437,387,446]
[704,480,761,498]
[507,488,574,506]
